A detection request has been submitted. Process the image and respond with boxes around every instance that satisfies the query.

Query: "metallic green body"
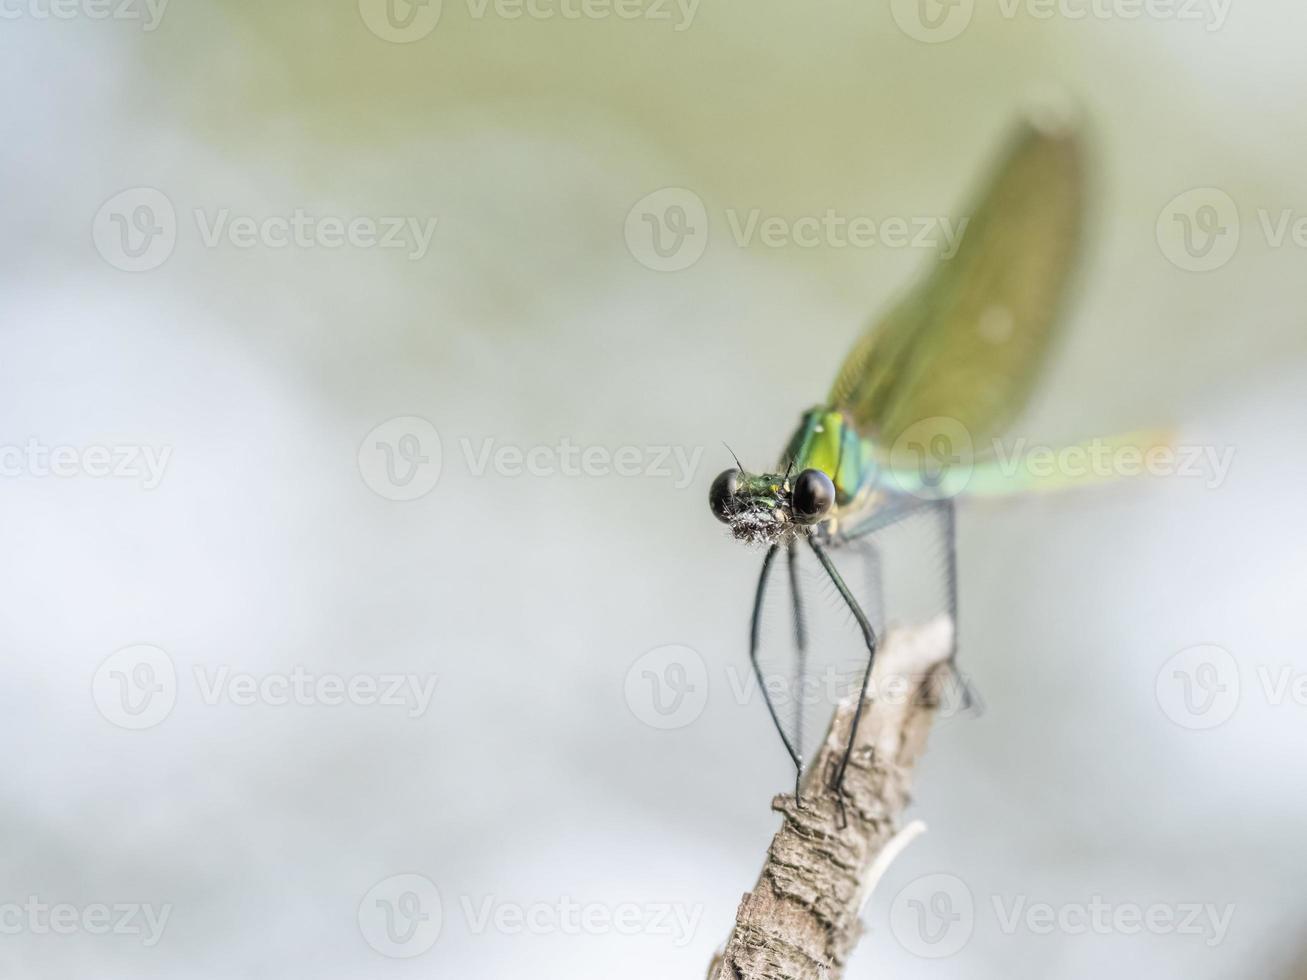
[780,408,878,509]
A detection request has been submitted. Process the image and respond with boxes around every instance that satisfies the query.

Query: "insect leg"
[786,540,808,803]
[750,545,804,785]
[809,536,878,828]
[851,536,885,634]
[938,497,978,712]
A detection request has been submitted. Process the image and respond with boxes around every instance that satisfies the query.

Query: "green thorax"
[780,408,878,508]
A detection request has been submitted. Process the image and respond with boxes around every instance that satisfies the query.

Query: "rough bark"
[707,617,954,980]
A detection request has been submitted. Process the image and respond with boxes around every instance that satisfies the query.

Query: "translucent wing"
[828,114,1086,452]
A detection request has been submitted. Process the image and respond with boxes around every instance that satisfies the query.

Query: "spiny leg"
[939,497,977,713]
[809,536,878,828]
[941,498,959,661]
[749,545,804,786]
[786,541,808,803]
[852,537,885,634]
[841,498,977,718]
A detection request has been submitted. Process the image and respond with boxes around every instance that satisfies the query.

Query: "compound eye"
[709,469,740,523]
[791,469,835,524]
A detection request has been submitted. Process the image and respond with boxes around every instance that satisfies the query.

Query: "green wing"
[828,115,1086,453]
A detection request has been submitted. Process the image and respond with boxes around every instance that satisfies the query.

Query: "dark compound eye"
[709,468,740,523]
[791,469,835,524]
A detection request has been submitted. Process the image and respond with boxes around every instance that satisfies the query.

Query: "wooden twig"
[707,617,955,980]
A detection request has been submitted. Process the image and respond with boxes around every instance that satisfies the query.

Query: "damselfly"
[710,112,1088,820]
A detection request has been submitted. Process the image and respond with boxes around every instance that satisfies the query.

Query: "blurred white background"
[2,1,1307,977]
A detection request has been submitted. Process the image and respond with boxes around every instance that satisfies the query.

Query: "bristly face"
[709,467,836,546]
